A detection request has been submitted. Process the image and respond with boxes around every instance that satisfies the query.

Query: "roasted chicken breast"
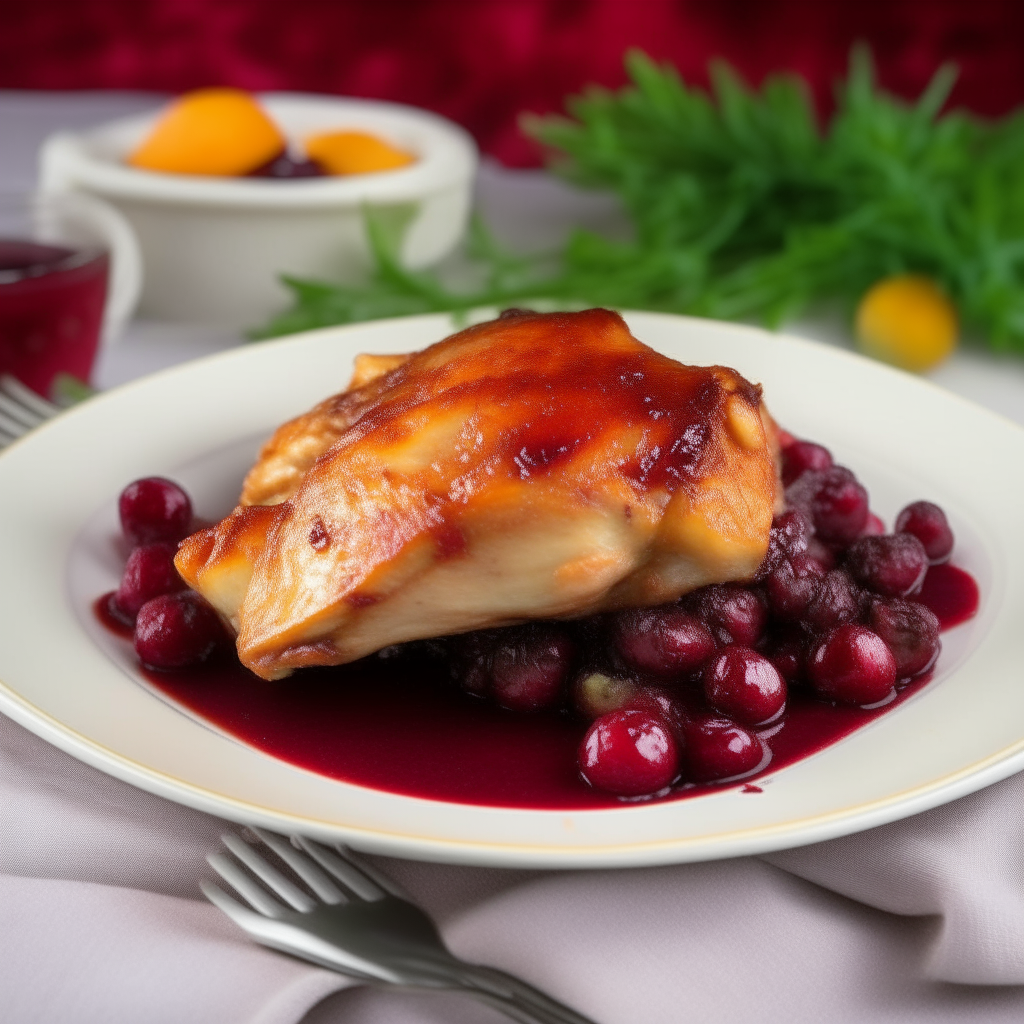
[176,309,779,679]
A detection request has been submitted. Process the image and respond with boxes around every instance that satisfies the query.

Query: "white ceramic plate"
[0,312,1018,868]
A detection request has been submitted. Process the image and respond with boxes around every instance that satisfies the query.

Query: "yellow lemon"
[128,88,285,176]
[305,131,416,175]
[854,274,958,372]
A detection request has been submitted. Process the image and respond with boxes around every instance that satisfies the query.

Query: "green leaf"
[254,46,1024,355]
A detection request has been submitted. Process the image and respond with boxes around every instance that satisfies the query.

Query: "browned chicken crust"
[177,309,779,679]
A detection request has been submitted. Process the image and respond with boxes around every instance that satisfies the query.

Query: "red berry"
[765,635,807,685]
[623,685,688,731]
[611,606,716,678]
[113,542,186,620]
[703,647,786,725]
[782,441,833,486]
[119,477,193,547]
[688,585,767,647]
[134,591,225,670]
[808,624,897,705]
[766,553,827,620]
[805,536,837,571]
[678,712,765,782]
[867,598,941,678]
[895,501,954,563]
[786,466,869,546]
[800,569,861,634]
[489,624,575,712]
[861,513,886,537]
[446,629,501,694]
[578,709,679,797]
[845,534,928,597]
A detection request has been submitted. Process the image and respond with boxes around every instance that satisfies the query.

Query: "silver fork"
[203,828,599,1024]
[0,374,60,448]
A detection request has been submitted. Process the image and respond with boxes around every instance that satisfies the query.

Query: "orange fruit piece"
[855,274,958,372]
[128,88,285,176]
[305,131,416,175]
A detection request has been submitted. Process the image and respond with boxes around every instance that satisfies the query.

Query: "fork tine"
[222,833,316,913]
[251,828,345,905]
[200,878,266,926]
[335,844,408,899]
[0,374,60,417]
[295,836,386,901]
[0,409,28,439]
[0,392,46,427]
[207,851,287,918]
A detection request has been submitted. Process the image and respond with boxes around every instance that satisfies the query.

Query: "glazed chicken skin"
[176,309,779,680]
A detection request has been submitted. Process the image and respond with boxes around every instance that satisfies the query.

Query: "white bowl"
[39,93,478,329]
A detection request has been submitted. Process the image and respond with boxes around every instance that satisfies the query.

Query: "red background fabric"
[3,0,1024,166]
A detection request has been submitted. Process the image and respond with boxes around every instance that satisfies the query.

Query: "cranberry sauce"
[102,437,980,808]
[0,239,109,397]
[340,308,762,497]
[915,564,981,630]
[97,591,942,810]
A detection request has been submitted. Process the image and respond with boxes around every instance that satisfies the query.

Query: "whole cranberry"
[703,647,786,725]
[868,598,941,678]
[624,685,688,733]
[678,712,766,782]
[781,441,833,486]
[766,553,827,620]
[578,709,679,797]
[765,635,807,685]
[895,501,954,563]
[688,585,767,647]
[800,569,861,635]
[134,591,226,670]
[112,542,186,620]
[808,624,897,705]
[247,152,326,178]
[119,477,193,547]
[860,513,887,537]
[804,536,837,571]
[845,534,929,597]
[611,606,716,678]
[489,624,575,712]
[755,509,813,580]
[446,629,501,694]
[786,466,869,546]
[572,668,638,720]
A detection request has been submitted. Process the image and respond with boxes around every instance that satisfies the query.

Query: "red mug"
[0,191,140,397]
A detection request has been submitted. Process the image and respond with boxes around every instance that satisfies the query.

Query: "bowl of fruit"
[39,89,478,329]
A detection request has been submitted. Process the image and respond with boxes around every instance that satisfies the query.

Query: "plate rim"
[1,308,1021,867]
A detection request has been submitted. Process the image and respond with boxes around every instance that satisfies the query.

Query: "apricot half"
[305,130,416,175]
[128,88,286,177]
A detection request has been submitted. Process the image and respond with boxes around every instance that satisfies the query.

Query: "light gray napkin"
[5,709,1024,1024]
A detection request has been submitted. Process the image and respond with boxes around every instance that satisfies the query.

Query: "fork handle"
[469,988,573,1024]
[457,964,600,1024]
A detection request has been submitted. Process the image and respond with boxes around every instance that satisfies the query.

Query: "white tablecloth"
[4,92,1024,1024]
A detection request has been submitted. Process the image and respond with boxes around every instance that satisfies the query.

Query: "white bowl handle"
[70,192,144,346]
[37,138,143,346]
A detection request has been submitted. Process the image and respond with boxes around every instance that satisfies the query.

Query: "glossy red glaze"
[95,594,946,808]
[915,564,980,630]
[361,310,762,496]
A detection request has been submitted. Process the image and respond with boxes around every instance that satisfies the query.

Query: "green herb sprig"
[255,48,1024,352]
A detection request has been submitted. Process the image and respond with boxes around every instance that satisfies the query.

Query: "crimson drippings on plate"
[95,309,979,807]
